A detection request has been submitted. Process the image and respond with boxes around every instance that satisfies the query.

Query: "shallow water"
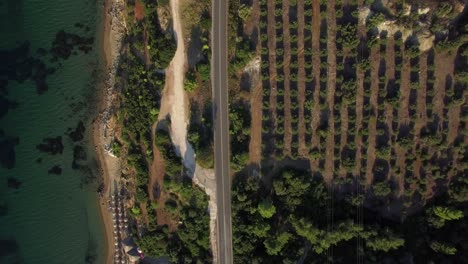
[0,0,106,263]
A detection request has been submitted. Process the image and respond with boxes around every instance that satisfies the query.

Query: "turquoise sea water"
[0,0,106,263]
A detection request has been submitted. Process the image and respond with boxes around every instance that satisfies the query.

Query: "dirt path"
[310,0,321,169]
[247,0,262,169]
[297,0,307,157]
[398,48,411,125]
[282,0,292,157]
[248,61,263,167]
[385,35,396,180]
[157,0,218,261]
[365,47,380,186]
[266,0,278,158]
[324,0,337,183]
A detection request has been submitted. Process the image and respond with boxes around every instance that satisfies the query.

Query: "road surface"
[212,0,233,262]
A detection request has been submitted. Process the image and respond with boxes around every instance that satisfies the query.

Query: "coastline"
[92,0,125,263]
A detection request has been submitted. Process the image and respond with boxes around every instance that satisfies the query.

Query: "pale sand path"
[158,0,218,262]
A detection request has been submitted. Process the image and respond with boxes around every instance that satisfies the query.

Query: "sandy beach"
[92,0,125,263]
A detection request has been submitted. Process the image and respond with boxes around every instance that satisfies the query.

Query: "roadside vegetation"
[182,0,215,169]
[230,0,468,262]
[111,0,211,261]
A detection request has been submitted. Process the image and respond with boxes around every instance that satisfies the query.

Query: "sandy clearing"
[158,0,218,261]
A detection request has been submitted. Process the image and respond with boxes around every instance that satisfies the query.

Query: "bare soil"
[134,0,146,21]
[297,0,307,157]
[310,0,321,169]
[282,0,292,157]
[266,0,278,151]
[365,47,380,186]
[324,0,337,183]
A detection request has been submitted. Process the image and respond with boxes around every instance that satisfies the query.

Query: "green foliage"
[111,141,121,157]
[154,124,184,177]
[197,63,210,82]
[257,199,276,218]
[433,206,464,221]
[365,229,405,252]
[263,231,291,255]
[430,241,457,255]
[184,69,198,92]
[238,4,252,22]
[372,182,392,197]
[131,206,141,216]
[146,11,176,69]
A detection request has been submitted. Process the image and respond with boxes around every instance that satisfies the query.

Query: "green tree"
[433,206,464,221]
[430,241,457,255]
[264,231,291,255]
[258,199,276,218]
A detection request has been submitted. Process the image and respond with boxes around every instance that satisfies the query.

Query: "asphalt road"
[212,0,233,262]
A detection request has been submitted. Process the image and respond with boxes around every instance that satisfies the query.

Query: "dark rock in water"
[36,47,47,56]
[0,41,56,95]
[48,165,62,175]
[0,79,7,94]
[0,202,7,217]
[50,30,94,60]
[0,134,19,169]
[0,239,19,257]
[68,120,85,142]
[36,157,42,163]
[74,22,84,28]
[36,136,63,155]
[72,145,87,169]
[0,95,18,119]
[7,177,22,189]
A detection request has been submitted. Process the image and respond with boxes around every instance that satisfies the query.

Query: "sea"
[0,0,107,263]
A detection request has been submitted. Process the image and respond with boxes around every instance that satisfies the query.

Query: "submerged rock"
[0,41,56,94]
[36,136,64,155]
[7,177,22,189]
[50,30,94,60]
[0,239,19,258]
[0,96,18,119]
[0,133,19,169]
[72,145,87,169]
[48,165,63,175]
[68,120,85,142]
[0,202,7,217]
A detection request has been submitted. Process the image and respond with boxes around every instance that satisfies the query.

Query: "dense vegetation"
[113,0,211,262]
[230,0,468,262]
[137,122,211,263]
[182,0,214,169]
[227,0,256,171]
[232,166,467,263]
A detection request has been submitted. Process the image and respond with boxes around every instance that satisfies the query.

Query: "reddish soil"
[433,53,454,126]
[249,81,263,166]
[245,0,260,36]
[282,0,292,157]
[297,0,307,157]
[413,52,428,180]
[365,47,380,186]
[148,124,178,231]
[267,0,278,142]
[134,0,146,21]
[310,0,321,155]
[354,67,364,177]
[398,48,411,125]
[354,1,366,177]
[324,0,337,183]
[384,35,396,180]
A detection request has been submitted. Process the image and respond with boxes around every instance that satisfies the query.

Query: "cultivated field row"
[258,0,467,200]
